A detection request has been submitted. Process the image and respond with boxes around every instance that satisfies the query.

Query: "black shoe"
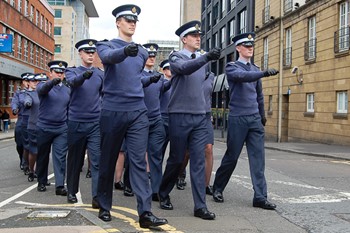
[98,209,111,222]
[92,197,99,209]
[85,169,91,178]
[194,208,216,220]
[45,182,51,186]
[114,181,124,190]
[253,200,276,210]
[139,211,168,229]
[213,190,224,203]
[55,187,68,196]
[23,167,30,175]
[67,193,78,203]
[28,172,35,182]
[124,186,134,197]
[20,163,24,170]
[159,196,173,210]
[151,193,159,202]
[176,178,186,190]
[37,183,46,192]
[206,185,213,195]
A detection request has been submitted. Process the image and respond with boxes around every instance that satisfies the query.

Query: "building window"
[284,27,292,67]
[36,10,39,26]
[54,27,62,36]
[220,0,226,18]
[213,3,218,25]
[336,1,350,52]
[30,5,34,20]
[17,0,21,12]
[213,33,218,47]
[48,0,66,5]
[23,39,28,61]
[207,38,211,51]
[40,48,44,67]
[207,12,211,31]
[337,91,348,113]
[305,16,316,61]
[306,93,314,113]
[268,95,273,113]
[228,18,235,44]
[17,35,22,59]
[229,0,236,11]
[8,80,15,104]
[201,0,206,13]
[238,9,247,34]
[55,44,61,53]
[220,26,225,48]
[35,46,39,65]
[40,14,44,30]
[10,0,15,8]
[263,0,270,24]
[284,0,293,13]
[262,37,269,69]
[24,0,28,16]
[55,9,62,18]
[49,23,52,36]
[30,42,34,63]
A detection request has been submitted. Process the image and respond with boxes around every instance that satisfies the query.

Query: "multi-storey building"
[147,40,179,70]
[48,0,98,67]
[255,0,350,145]
[0,0,54,117]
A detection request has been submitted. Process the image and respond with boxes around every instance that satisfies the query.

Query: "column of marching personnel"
[10,3,279,229]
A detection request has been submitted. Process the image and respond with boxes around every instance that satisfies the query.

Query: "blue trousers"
[161,114,169,162]
[97,109,151,216]
[159,113,207,211]
[67,121,100,198]
[147,116,166,194]
[36,125,68,188]
[213,113,267,202]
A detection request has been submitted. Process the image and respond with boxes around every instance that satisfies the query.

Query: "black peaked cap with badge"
[75,39,97,52]
[112,4,141,22]
[21,72,34,80]
[175,20,203,38]
[34,73,48,81]
[48,60,68,73]
[143,43,159,57]
[232,32,255,46]
[159,59,170,70]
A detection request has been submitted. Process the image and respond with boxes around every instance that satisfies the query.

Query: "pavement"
[0,127,349,233]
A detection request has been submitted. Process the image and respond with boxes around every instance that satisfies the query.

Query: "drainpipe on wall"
[277,1,284,143]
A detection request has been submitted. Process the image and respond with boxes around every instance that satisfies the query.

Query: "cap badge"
[195,24,200,30]
[150,45,154,51]
[248,34,252,39]
[200,49,205,54]
[40,73,43,77]
[58,62,63,67]
[88,41,94,46]
[131,7,137,13]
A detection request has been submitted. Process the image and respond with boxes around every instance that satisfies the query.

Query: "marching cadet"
[36,60,70,196]
[11,73,30,170]
[212,32,278,210]
[95,4,167,228]
[65,39,103,208]
[141,43,170,202]
[159,59,172,160]
[24,73,47,181]
[158,20,220,220]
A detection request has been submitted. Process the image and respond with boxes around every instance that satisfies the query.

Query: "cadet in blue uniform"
[158,20,220,220]
[36,60,70,196]
[11,73,30,170]
[141,43,170,202]
[24,73,47,181]
[65,39,103,208]
[95,4,167,228]
[159,59,172,160]
[212,32,278,210]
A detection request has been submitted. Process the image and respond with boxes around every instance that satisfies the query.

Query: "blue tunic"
[24,90,40,130]
[65,66,103,122]
[168,49,209,114]
[11,90,23,126]
[141,70,171,119]
[226,59,265,117]
[36,80,70,128]
[160,77,171,116]
[203,72,214,113]
[96,39,149,111]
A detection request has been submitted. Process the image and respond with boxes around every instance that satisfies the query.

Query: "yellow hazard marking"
[331,160,350,165]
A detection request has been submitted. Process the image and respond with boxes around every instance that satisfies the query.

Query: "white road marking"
[0,173,54,208]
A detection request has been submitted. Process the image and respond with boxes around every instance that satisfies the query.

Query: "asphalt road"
[0,138,350,232]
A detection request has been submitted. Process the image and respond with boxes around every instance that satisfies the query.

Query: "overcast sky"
[90,0,181,44]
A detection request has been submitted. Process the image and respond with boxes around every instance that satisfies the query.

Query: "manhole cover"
[27,210,71,219]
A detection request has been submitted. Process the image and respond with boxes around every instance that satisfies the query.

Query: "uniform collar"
[237,58,251,65]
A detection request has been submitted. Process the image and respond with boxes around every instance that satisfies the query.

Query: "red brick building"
[0,0,54,119]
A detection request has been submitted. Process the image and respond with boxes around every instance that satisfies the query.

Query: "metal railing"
[334,27,350,53]
[283,47,292,67]
[304,38,317,61]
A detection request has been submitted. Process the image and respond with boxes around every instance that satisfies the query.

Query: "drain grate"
[27,210,71,219]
